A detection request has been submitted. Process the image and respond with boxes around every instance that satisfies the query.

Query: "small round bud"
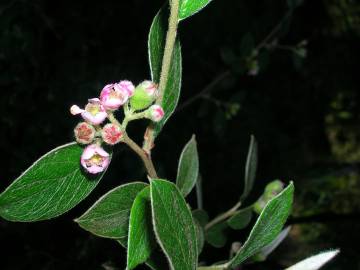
[81,144,110,174]
[101,123,123,145]
[253,180,285,214]
[74,122,96,144]
[146,105,164,122]
[129,80,158,111]
[100,83,129,111]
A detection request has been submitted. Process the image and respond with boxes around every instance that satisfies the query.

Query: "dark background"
[1,0,360,269]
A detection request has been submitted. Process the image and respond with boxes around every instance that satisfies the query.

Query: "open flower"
[74,122,95,144]
[101,123,123,145]
[80,144,110,174]
[70,98,107,125]
[100,83,130,110]
[146,105,164,122]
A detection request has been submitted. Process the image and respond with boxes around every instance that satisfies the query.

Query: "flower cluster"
[70,80,164,174]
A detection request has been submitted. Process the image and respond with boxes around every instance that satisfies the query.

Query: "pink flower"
[81,144,110,174]
[74,122,95,144]
[100,83,129,110]
[101,123,123,145]
[146,105,164,122]
[70,98,107,125]
[115,80,135,97]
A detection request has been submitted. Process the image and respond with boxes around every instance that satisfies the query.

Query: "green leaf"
[0,142,108,222]
[229,182,294,268]
[75,182,147,240]
[194,218,205,255]
[241,135,258,201]
[176,135,199,197]
[118,239,168,270]
[127,186,157,270]
[285,250,340,270]
[205,222,228,248]
[192,209,209,227]
[179,0,213,20]
[148,7,182,138]
[227,206,253,230]
[151,179,198,270]
[197,266,227,270]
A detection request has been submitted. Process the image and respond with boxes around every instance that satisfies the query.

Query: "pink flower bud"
[70,98,107,125]
[101,123,123,145]
[74,122,96,144]
[146,105,164,122]
[115,80,135,97]
[139,80,158,96]
[100,83,129,110]
[81,144,110,174]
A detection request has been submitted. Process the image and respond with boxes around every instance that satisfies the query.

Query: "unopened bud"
[253,180,284,214]
[146,105,164,122]
[130,80,158,111]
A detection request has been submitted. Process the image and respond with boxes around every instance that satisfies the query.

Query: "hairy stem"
[205,201,242,231]
[107,112,158,178]
[123,133,158,179]
[143,0,180,153]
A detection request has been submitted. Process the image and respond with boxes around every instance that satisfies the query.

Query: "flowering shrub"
[0,0,338,269]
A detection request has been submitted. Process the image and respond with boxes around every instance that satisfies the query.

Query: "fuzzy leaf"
[148,7,182,138]
[205,222,228,248]
[151,179,198,270]
[227,207,253,230]
[179,0,213,20]
[192,209,209,227]
[75,182,147,240]
[176,135,199,197]
[285,250,340,270]
[0,143,108,222]
[229,182,294,267]
[127,186,157,270]
[241,135,258,201]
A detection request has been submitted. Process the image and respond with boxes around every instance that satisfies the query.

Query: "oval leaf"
[285,250,340,270]
[75,182,147,240]
[151,179,198,270]
[179,0,213,20]
[241,135,258,201]
[229,182,294,268]
[205,222,228,248]
[148,7,182,138]
[127,186,157,270]
[176,135,199,197]
[0,142,108,222]
[227,206,253,230]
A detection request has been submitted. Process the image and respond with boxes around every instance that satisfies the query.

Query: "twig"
[205,201,242,231]
[143,0,180,154]
[176,70,231,112]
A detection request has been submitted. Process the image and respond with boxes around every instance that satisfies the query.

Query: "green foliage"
[229,182,294,267]
[148,7,182,138]
[205,222,228,248]
[127,186,157,270]
[241,135,258,201]
[0,143,107,222]
[227,206,253,230]
[179,0,213,20]
[150,179,198,270]
[176,135,199,197]
[75,182,147,240]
